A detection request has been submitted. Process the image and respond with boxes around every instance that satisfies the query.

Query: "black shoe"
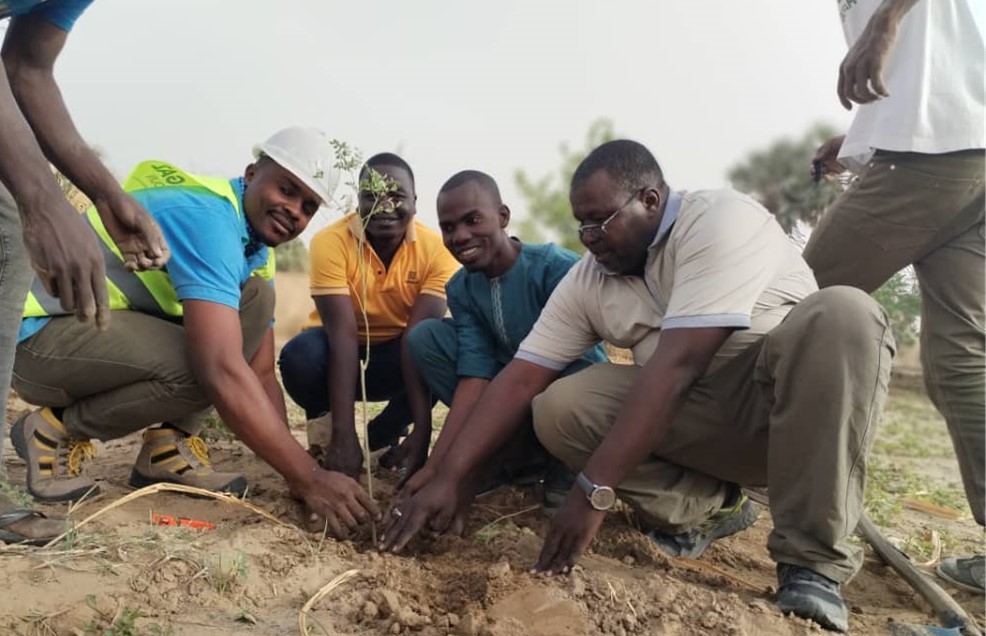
[367,419,409,452]
[775,563,849,632]
[646,491,759,559]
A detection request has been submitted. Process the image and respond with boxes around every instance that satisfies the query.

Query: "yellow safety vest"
[23,161,275,320]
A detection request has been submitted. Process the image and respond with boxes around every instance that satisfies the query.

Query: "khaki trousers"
[803,150,985,525]
[533,287,895,583]
[12,277,273,440]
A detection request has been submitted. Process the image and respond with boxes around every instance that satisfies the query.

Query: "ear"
[498,205,511,229]
[642,187,662,216]
[244,163,258,185]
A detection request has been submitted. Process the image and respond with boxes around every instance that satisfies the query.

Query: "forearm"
[327,332,359,440]
[0,67,70,216]
[871,0,921,27]
[261,370,289,427]
[441,364,550,481]
[198,358,318,489]
[6,64,119,203]
[581,366,695,488]
[426,378,487,468]
[401,331,432,438]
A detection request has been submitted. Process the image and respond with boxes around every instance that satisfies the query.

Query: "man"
[0,1,169,544]
[404,170,606,506]
[383,140,895,633]
[804,0,985,593]
[11,127,378,538]
[278,153,459,482]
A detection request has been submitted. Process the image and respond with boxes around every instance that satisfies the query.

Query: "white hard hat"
[252,126,341,206]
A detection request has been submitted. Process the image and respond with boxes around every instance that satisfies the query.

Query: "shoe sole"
[128,470,248,498]
[936,564,986,595]
[10,416,100,504]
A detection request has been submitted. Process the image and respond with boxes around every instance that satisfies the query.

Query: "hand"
[397,462,437,502]
[533,487,606,575]
[94,192,170,271]
[21,197,110,330]
[380,475,464,553]
[298,468,380,538]
[319,433,364,479]
[812,135,847,177]
[388,430,431,488]
[837,14,899,109]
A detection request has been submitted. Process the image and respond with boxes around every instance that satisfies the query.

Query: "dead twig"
[298,568,360,635]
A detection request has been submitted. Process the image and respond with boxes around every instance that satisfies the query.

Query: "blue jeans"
[0,184,33,471]
[278,328,413,449]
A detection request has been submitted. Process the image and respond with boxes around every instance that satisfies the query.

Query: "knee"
[406,318,454,368]
[802,286,894,351]
[278,330,326,395]
[240,276,275,323]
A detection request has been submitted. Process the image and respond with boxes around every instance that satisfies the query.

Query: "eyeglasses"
[577,189,648,242]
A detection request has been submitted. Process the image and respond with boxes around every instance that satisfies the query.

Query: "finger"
[851,64,872,105]
[448,513,466,537]
[323,512,347,539]
[380,507,411,551]
[534,527,563,573]
[352,483,380,520]
[122,251,139,272]
[345,496,370,525]
[390,507,430,553]
[550,534,577,575]
[92,267,110,332]
[870,65,889,98]
[334,503,359,531]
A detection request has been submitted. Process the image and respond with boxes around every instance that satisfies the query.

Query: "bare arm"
[535,327,732,573]
[314,294,363,477]
[3,14,167,269]
[184,299,377,535]
[837,0,921,109]
[249,328,289,428]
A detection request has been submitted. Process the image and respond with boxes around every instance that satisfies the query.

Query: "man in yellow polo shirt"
[279,153,459,481]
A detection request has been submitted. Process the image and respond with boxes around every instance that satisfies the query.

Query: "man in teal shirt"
[404,170,605,507]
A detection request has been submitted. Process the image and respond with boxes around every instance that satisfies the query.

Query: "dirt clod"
[488,561,511,579]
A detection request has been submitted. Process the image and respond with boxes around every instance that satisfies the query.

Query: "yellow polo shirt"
[305,213,460,343]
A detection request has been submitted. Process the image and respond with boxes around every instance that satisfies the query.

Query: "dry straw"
[298,568,361,635]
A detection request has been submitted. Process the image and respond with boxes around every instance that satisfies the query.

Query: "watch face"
[590,486,617,511]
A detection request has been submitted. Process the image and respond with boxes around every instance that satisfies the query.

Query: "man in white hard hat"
[9,127,380,536]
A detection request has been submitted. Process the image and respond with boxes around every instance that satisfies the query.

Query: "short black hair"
[438,170,502,205]
[570,140,665,195]
[361,152,415,191]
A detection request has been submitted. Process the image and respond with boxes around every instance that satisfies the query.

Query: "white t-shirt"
[838,0,985,163]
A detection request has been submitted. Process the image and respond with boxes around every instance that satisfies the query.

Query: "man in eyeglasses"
[382,140,895,633]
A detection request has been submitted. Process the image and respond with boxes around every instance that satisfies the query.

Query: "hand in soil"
[388,431,430,488]
[320,433,364,479]
[533,487,606,575]
[301,468,379,538]
[380,475,463,552]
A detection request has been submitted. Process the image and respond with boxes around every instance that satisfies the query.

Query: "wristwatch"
[575,471,617,511]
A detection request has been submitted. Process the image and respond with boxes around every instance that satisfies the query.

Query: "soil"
[0,273,982,635]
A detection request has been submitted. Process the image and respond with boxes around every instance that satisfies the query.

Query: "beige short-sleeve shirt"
[516,189,817,371]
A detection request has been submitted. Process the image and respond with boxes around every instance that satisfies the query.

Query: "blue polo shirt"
[19,176,270,341]
[446,241,607,379]
[1,0,94,31]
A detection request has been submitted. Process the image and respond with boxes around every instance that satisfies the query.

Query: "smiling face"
[571,169,664,275]
[242,157,321,246]
[437,180,512,275]
[358,164,416,241]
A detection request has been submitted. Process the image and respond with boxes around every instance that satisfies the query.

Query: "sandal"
[0,508,65,546]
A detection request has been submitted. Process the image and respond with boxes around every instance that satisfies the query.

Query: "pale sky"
[45,0,854,239]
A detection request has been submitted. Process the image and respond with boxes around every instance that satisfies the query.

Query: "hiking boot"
[10,408,98,503]
[129,427,247,496]
[937,556,985,594]
[776,563,849,632]
[646,491,759,558]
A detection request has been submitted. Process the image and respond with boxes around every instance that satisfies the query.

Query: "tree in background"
[514,118,615,252]
[728,122,921,346]
[275,238,309,273]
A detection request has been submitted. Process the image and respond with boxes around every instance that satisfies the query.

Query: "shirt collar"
[592,188,683,275]
[347,212,417,243]
[231,177,265,256]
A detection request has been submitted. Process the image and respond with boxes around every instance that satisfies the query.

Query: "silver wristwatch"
[575,471,616,511]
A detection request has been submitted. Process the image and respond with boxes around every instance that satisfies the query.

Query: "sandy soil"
[0,273,982,636]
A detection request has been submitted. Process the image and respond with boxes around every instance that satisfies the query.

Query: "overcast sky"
[41,0,854,238]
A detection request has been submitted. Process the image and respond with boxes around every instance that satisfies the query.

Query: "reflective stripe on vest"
[23,161,273,319]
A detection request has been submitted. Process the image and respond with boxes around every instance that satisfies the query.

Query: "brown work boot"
[10,408,99,503]
[128,427,247,496]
